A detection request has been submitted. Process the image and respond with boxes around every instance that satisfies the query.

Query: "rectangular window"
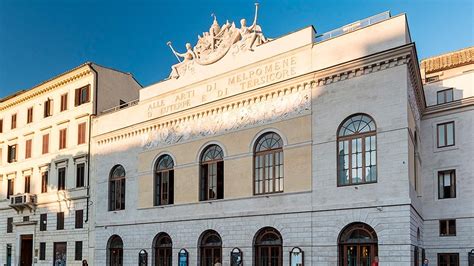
[11,113,17,129]
[438,253,459,266]
[57,212,64,230]
[76,163,85,187]
[75,85,90,106]
[41,171,48,193]
[75,241,83,261]
[439,219,456,236]
[53,242,67,264]
[23,216,29,222]
[44,99,52,117]
[42,134,49,154]
[437,122,455,148]
[60,93,68,111]
[58,167,66,191]
[77,122,86,145]
[40,213,47,231]
[25,139,32,159]
[437,88,454,104]
[39,242,46,260]
[7,144,17,163]
[7,179,14,199]
[75,210,83,229]
[24,175,31,193]
[426,75,439,83]
[7,217,13,233]
[438,170,456,199]
[27,107,34,123]
[0,119,3,133]
[59,128,67,149]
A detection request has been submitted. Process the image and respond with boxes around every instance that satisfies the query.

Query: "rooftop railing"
[315,11,391,43]
[101,99,139,115]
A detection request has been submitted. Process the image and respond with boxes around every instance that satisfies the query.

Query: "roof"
[0,62,91,103]
[420,46,474,74]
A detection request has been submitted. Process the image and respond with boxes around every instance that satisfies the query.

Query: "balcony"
[9,193,37,213]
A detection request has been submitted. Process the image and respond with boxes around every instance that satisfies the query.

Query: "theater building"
[0,63,141,265]
[89,10,470,265]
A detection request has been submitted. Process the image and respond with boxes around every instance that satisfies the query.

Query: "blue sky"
[0,0,473,98]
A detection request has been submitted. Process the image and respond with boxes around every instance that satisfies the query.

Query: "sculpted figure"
[167,42,196,78]
[238,3,269,50]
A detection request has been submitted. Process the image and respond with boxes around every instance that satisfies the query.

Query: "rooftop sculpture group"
[167,3,270,79]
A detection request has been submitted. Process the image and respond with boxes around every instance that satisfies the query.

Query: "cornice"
[0,68,93,111]
[314,43,426,112]
[423,96,474,118]
[96,78,314,146]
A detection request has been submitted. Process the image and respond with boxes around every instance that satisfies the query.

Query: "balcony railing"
[101,99,139,115]
[9,193,37,213]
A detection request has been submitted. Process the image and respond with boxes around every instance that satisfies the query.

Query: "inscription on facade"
[147,56,299,118]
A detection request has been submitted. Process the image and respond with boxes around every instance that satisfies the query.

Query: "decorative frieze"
[96,82,312,151]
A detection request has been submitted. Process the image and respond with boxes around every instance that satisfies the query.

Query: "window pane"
[438,125,446,147]
[437,92,445,104]
[446,123,454,146]
[446,90,453,102]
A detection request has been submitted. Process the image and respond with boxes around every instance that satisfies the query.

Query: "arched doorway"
[254,227,282,266]
[199,230,222,266]
[108,235,124,266]
[153,233,172,266]
[338,223,378,266]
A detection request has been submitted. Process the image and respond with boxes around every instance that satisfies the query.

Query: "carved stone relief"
[141,90,310,150]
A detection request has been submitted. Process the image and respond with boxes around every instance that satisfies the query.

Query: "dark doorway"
[20,235,33,266]
[153,233,172,266]
[338,223,378,266]
[254,227,283,266]
[199,230,222,266]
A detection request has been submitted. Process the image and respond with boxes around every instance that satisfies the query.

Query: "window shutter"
[217,161,224,199]
[169,170,174,204]
[75,89,80,106]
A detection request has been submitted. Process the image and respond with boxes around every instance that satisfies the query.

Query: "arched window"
[337,114,377,186]
[338,222,378,266]
[154,155,174,206]
[108,235,123,266]
[153,233,172,266]
[109,165,126,211]
[254,132,284,194]
[200,145,224,201]
[199,230,222,266]
[254,227,282,266]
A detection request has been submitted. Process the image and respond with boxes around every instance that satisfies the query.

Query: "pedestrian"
[371,256,379,266]
[422,258,429,266]
[82,259,88,266]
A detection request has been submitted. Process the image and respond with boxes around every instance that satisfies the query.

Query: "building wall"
[420,47,474,265]
[0,65,94,266]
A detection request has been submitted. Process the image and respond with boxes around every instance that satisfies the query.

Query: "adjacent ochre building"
[0,63,141,265]
[1,9,473,266]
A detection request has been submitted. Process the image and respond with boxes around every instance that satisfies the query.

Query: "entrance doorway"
[153,233,172,266]
[199,230,222,266]
[338,223,378,266]
[20,235,33,266]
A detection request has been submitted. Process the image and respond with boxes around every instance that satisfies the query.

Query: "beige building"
[0,63,141,265]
